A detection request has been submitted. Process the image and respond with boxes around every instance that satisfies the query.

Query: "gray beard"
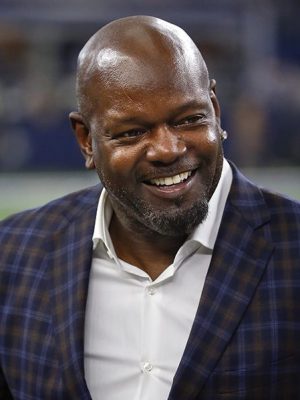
[111,190,209,237]
[139,200,209,236]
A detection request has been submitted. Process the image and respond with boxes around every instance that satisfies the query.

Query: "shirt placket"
[135,280,159,400]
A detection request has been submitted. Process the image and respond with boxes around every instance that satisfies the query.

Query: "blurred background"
[0,0,299,218]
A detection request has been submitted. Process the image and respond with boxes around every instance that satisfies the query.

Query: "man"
[0,15,299,400]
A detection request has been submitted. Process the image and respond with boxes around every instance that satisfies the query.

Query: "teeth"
[165,177,173,185]
[173,175,181,184]
[149,170,192,186]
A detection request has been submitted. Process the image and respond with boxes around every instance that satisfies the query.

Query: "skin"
[70,16,224,280]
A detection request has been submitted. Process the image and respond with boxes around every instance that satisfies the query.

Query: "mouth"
[142,168,197,199]
[147,170,193,187]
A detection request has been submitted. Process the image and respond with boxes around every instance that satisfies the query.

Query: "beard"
[134,197,209,236]
[106,186,209,237]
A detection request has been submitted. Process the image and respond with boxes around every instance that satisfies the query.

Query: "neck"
[109,212,187,280]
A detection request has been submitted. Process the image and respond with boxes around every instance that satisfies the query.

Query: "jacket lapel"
[168,166,274,400]
[49,186,100,399]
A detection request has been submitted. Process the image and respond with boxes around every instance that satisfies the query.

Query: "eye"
[174,114,205,127]
[117,128,147,139]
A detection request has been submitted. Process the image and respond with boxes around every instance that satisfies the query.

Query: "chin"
[138,199,209,237]
[108,184,210,237]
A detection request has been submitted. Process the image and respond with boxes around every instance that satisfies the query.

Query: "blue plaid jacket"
[1,163,300,400]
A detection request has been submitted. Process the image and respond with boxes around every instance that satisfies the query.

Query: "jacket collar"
[168,163,273,400]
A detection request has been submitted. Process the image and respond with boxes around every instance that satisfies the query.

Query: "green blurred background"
[1,167,299,220]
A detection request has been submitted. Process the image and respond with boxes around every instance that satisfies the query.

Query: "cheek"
[95,142,138,177]
[192,128,220,160]
[109,147,138,173]
[206,126,219,144]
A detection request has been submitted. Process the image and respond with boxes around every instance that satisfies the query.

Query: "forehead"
[96,44,203,80]
[87,47,209,113]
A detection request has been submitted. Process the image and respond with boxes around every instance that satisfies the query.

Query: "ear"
[69,111,95,170]
[209,79,221,125]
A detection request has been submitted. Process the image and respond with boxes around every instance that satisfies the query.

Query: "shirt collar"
[92,158,232,254]
[189,158,232,249]
[92,188,113,253]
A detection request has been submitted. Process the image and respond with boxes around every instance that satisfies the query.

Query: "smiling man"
[70,16,225,280]
[0,16,300,400]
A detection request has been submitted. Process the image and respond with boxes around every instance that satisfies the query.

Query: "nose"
[146,125,187,164]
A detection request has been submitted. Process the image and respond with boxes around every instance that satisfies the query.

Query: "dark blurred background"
[1,0,300,171]
[0,0,299,216]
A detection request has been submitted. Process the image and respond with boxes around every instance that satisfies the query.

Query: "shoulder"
[260,188,300,241]
[261,187,300,214]
[229,162,300,241]
[0,185,102,306]
[0,184,102,243]
[230,161,300,213]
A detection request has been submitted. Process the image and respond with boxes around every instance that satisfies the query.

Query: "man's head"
[70,15,224,237]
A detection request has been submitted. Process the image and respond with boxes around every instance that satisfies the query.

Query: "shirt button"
[147,287,156,296]
[142,362,153,373]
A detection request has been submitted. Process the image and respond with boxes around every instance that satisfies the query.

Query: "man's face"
[87,60,223,237]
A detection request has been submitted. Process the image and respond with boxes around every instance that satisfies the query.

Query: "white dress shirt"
[84,159,232,400]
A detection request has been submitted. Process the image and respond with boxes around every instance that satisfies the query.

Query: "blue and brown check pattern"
[0,185,100,399]
[1,163,300,399]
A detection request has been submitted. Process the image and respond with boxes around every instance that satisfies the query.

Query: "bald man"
[0,16,300,400]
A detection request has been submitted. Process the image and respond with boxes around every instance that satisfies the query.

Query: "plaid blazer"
[0,163,300,400]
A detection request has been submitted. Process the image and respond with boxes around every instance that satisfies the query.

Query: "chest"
[84,250,210,400]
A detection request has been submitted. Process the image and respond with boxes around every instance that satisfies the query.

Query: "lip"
[142,165,198,181]
[142,169,197,199]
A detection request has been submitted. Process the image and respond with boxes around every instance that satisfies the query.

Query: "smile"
[148,170,192,186]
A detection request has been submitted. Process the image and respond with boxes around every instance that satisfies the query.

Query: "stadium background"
[0,0,299,219]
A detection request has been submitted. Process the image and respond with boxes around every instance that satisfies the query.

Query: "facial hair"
[106,185,209,237]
